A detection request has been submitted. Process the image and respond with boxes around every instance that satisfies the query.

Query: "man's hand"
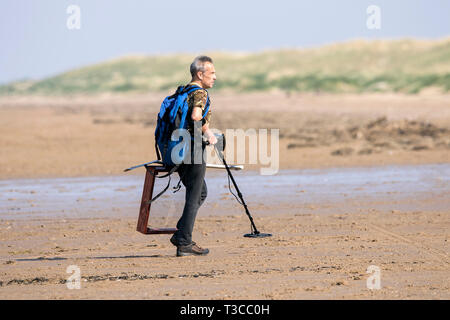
[208,134,218,145]
[203,128,217,145]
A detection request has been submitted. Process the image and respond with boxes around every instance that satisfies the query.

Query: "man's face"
[198,62,216,89]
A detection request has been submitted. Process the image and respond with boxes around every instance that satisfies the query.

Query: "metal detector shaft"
[217,149,260,235]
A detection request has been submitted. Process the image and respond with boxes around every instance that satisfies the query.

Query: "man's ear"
[197,71,203,81]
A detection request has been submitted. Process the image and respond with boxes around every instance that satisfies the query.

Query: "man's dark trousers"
[172,145,207,246]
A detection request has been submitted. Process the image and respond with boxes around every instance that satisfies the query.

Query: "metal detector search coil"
[244,232,272,238]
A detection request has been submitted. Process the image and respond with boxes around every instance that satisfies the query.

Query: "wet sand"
[0,93,449,299]
[1,164,449,220]
[0,164,449,299]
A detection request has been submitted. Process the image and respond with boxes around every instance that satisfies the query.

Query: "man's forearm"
[202,124,213,138]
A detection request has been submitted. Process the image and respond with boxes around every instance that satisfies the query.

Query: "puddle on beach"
[0,164,449,220]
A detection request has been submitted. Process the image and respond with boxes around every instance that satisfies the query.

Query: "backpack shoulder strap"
[202,96,210,120]
[185,85,205,95]
[155,140,161,161]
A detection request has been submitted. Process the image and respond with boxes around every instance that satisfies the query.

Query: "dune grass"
[2,38,450,95]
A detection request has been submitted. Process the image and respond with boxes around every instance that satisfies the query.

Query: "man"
[170,55,217,257]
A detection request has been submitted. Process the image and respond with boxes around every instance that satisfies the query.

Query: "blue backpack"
[155,84,210,167]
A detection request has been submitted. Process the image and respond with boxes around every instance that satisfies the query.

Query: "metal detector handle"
[203,133,225,147]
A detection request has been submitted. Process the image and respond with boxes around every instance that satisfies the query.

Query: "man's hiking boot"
[176,242,209,257]
[170,234,178,247]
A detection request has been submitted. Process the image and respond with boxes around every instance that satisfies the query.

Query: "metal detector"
[207,134,272,238]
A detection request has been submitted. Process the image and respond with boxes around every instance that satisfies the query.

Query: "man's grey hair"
[190,55,213,78]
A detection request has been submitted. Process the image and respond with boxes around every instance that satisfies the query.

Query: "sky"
[1,0,449,84]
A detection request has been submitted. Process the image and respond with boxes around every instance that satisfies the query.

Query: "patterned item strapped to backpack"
[154,84,210,167]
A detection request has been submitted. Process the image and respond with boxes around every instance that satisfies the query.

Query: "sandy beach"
[1,92,449,179]
[0,93,449,299]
